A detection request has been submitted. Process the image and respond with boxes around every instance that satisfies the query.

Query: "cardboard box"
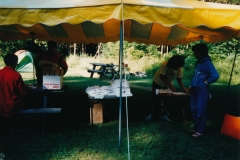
[43,75,63,90]
[221,114,240,140]
[42,67,63,90]
[90,101,103,124]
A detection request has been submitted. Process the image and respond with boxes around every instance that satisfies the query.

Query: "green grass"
[0,74,239,160]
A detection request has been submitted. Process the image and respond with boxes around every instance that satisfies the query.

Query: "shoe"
[145,114,154,121]
[192,132,203,137]
[161,115,171,122]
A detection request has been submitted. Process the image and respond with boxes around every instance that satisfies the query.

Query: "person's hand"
[168,84,175,92]
[182,87,188,93]
[186,87,191,93]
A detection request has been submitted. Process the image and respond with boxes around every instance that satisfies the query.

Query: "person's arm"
[59,58,68,75]
[177,78,188,92]
[160,74,175,91]
[17,74,28,97]
[204,61,219,84]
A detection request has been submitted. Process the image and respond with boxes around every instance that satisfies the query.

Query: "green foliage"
[0,40,28,57]
[0,40,69,58]
[209,38,239,56]
[101,42,120,58]
[144,54,172,77]
[101,41,161,60]
[0,57,4,66]
[1,38,240,84]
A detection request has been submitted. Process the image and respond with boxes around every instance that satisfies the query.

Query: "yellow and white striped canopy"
[0,0,240,45]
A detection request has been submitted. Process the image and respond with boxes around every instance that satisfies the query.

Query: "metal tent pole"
[118,20,123,147]
[118,2,131,159]
[226,37,239,94]
[31,33,36,85]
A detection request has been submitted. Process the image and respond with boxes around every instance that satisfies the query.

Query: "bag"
[221,114,240,140]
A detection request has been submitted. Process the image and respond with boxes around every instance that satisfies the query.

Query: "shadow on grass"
[22,76,239,132]
[0,76,239,159]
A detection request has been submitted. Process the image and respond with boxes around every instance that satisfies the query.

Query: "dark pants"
[190,86,210,134]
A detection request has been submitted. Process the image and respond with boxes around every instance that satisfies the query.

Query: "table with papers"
[85,79,133,130]
[155,89,190,124]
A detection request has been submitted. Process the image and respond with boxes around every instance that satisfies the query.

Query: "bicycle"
[103,63,130,82]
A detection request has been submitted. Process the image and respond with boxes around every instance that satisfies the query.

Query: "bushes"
[1,40,240,84]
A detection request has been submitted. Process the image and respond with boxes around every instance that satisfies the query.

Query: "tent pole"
[31,33,35,85]
[226,37,239,94]
[118,20,123,147]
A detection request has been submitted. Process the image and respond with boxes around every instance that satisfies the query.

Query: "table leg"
[181,96,190,125]
[42,93,47,134]
[100,66,106,79]
[43,94,47,108]
[90,66,96,78]
[42,114,46,135]
[90,100,94,131]
[182,108,187,125]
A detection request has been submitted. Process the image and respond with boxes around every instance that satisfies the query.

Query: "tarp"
[15,50,33,72]
[0,0,240,45]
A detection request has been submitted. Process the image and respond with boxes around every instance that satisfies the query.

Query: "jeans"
[150,81,169,116]
[190,86,210,134]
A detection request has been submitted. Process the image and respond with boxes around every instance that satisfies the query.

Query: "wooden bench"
[87,69,104,79]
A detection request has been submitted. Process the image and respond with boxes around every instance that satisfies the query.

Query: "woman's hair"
[4,54,18,66]
[167,55,185,69]
[192,43,209,57]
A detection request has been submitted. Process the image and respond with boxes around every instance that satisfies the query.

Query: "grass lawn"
[0,72,239,160]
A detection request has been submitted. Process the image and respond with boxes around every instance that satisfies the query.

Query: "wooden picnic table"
[87,62,112,79]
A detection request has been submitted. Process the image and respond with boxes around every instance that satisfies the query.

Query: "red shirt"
[0,66,27,117]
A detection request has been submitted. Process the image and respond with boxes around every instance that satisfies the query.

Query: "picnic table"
[20,85,68,134]
[87,62,112,79]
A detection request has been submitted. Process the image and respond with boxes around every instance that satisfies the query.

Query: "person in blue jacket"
[188,43,219,137]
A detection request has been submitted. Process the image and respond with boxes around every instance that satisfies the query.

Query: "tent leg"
[226,37,239,94]
[31,33,36,85]
[118,20,124,147]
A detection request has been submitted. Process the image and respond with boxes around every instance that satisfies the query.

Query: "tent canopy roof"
[0,0,240,45]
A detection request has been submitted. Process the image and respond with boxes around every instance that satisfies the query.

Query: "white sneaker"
[145,114,154,121]
[161,115,171,122]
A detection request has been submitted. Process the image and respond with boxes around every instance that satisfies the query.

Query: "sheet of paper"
[172,92,186,95]
[159,89,172,94]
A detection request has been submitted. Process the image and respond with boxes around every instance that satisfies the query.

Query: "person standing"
[0,54,28,132]
[34,41,68,85]
[189,43,219,137]
[145,55,188,121]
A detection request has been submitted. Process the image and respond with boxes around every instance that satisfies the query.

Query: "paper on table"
[101,86,115,96]
[159,89,172,94]
[172,92,186,95]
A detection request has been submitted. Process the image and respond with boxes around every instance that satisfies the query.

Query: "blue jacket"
[190,56,219,87]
